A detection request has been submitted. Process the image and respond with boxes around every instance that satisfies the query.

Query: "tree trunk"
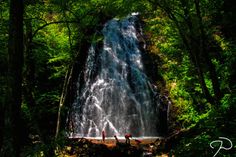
[0,101,4,151]
[194,0,222,105]
[1,0,24,156]
[192,48,215,105]
[24,19,36,109]
[179,0,215,105]
[55,65,74,138]
[163,6,214,105]
[23,19,46,141]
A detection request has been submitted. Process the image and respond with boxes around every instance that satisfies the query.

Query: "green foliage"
[144,0,236,156]
[213,34,236,92]
[145,11,211,129]
[174,132,215,157]
[173,110,236,157]
[1,0,236,156]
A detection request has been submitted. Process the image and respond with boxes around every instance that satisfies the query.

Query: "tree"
[147,0,222,106]
[0,0,9,151]
[0,0,24,156]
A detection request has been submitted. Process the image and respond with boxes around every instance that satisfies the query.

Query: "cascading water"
[67,14,160,138]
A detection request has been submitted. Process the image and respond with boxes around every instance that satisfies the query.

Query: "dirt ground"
[60,137,173,157]
[88,137,159,147]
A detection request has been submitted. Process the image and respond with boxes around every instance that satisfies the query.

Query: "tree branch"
[32,20,78,38]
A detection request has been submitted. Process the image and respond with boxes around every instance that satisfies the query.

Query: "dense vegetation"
[0,0,235,156]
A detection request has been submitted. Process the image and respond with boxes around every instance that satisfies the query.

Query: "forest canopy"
[0,0,235,156]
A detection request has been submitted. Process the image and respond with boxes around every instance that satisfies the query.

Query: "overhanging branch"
[32,20,78,38]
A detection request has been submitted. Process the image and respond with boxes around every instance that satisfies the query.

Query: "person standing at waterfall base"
[125,134,132,145]
[114,135,119,144]
[102,130,106,142]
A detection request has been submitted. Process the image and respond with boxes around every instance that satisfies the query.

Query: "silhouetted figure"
[114,135,128,147]
[114,135,119,143]
[102,130,105,142]
[134,139,142,145]
[125,134,132,145]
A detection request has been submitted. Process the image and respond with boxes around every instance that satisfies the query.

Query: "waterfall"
[67,14,160,138]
